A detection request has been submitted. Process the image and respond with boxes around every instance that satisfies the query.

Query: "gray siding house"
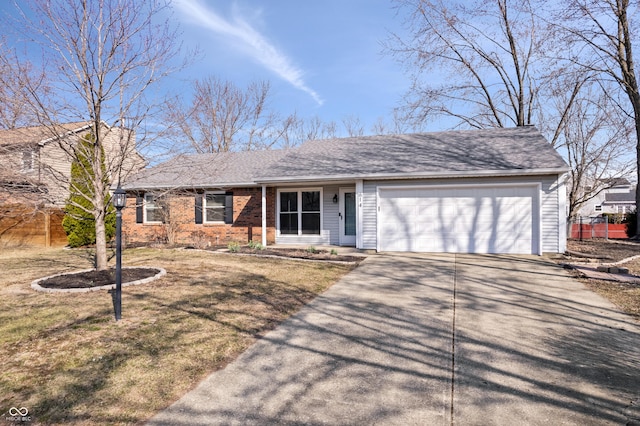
[123,126,569,254]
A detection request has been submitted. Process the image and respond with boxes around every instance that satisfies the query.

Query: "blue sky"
[169,0,412,135]
[0,0,415,136]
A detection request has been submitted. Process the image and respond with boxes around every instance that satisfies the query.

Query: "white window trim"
[594,205,602,212]
[203,191,226,224]
[144,193,164,224]
[276,187,323,236]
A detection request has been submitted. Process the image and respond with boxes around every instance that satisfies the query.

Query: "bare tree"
[341,115,365,137]
[300,116,338,141]
[387,0,541,129]
[276,114,339,147]
[164,77,298,153]
[388,0,637,229]
[549,0,640,234]
[4,0,182,270]
[371,110,414,135]
[0,40,47,129]
[552,79,635,220]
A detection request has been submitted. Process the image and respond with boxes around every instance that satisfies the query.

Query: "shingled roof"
[257,126,568,182]
[123,126,568,189]
[123,149,289,189]
[604,191,636,203]
[0,122,91,146]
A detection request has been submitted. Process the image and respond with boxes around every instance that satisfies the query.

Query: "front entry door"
[339,188,356,246]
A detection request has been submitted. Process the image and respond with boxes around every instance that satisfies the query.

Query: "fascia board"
[254,167,570,184]
[119,181,259,191]
[38,121,111,146]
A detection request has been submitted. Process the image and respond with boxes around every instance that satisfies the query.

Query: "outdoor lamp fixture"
[333,194,338,204]
[112,186,126,321]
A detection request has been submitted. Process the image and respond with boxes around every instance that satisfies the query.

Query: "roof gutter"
[118,168,570,190]
[118,181,258,191]
[254,167,570,184]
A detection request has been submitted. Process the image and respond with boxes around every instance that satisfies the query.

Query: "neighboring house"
[0,121,145,246]
[0,121,144,206]
[575,178,636,218]
[122,126,569,255]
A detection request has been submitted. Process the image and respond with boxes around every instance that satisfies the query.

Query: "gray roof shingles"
[0,122,91,146]
[123,149,289,189]
[124,126,568,189]
[604,191,636,203]
[257,126,568,181]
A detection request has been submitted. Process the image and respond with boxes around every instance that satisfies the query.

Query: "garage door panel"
[378,185,537,254]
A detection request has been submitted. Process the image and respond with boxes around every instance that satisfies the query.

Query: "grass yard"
[0,247,355,425]
[583,256,640,321]
[566,239,640,322]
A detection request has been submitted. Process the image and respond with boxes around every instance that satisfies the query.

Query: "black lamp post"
[112,186,126,321]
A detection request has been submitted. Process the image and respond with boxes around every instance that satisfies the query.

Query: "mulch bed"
[127,243,366,263]
[38,268,160,289]
[38,245,362,291]
[231,247,364,263]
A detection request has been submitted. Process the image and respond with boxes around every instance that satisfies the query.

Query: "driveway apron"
[452,254,640,425]
[148,254,640,426]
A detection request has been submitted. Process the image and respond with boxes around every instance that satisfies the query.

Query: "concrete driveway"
[148,253,640,425]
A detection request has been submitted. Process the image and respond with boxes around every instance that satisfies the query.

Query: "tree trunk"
[94,193,108,270]
[95,214,108,270]
[635,118,640,236]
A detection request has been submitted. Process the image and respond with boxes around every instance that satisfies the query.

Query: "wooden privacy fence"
[0,204,67,247]
[569,220,628,240]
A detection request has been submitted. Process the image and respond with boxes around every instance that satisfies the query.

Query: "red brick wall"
[122,187,276,247]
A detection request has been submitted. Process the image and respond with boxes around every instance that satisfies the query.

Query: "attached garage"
[125,126,569,254]
[253,126,569,254]
[377,184,540,254]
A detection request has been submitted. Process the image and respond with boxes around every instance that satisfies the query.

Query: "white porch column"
[261,184,267,247]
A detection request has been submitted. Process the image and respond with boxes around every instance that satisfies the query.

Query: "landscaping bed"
[229,246,365,263]
[0,247,355,424]
[127,242,367,263]
[37,267,160,289]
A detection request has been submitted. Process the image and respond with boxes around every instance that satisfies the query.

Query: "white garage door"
[378,185,538,254]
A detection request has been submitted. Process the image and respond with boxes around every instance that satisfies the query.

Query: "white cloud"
[174,0,323,105]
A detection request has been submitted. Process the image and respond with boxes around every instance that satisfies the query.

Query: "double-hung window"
[144,193,165,223]
[195,192,233,224]
[204,192,226,223]
[279,189,321,235]
[280,192,298,234]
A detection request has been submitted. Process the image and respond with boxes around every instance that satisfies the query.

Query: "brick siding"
[122,187,276,247]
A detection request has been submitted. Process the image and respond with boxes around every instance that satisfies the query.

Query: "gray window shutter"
[224,192,233,224]
[195,194,203,224]
[136,196,143,223]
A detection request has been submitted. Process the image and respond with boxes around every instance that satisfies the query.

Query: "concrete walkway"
[148,254,640,425]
